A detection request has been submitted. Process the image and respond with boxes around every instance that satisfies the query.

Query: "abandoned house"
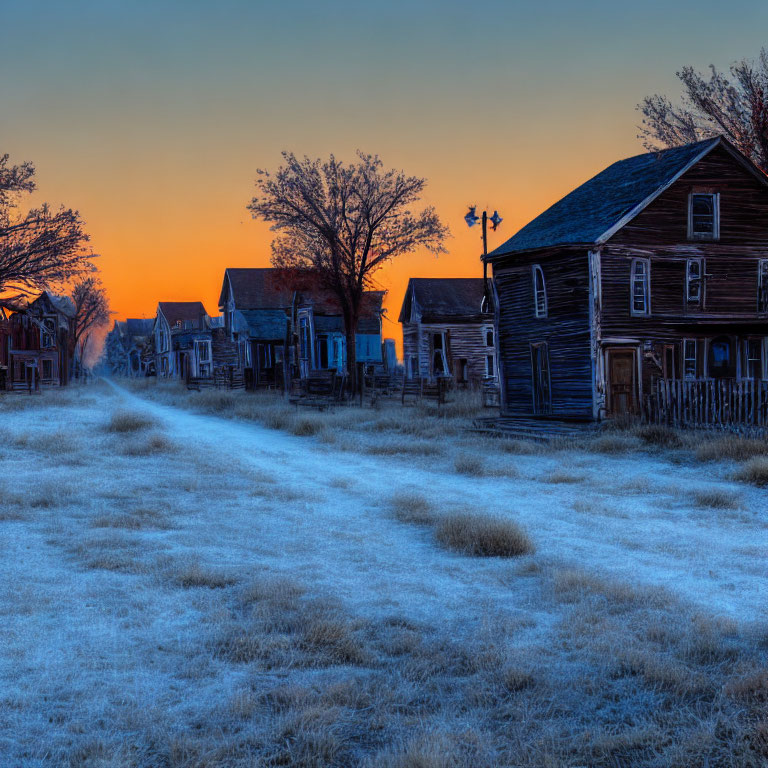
[487,136,768,426]
[105,318,155,377]
[218,267,385,386]
[153,301,214,380]
[5,291,76,390]
[399,277,497,386]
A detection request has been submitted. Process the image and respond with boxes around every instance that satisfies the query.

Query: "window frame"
[686,257,704,306]
[630,258,651,316]
[687,192,720,241]
[40,317,56,349]
[758,259,768,313]
[484,327,494,347]
[743,338,762,381]
[431,331,449,377]
[532,264,547,318]
[485,354,495,378]
[683,339,697,380]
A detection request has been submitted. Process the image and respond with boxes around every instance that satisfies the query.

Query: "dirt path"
[111,383,768,625]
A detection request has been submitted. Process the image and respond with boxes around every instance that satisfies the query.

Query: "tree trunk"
[344,308,359,395]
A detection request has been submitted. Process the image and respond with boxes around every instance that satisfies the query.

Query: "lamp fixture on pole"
[465,206,503,312]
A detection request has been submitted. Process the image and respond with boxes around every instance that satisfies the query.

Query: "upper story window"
[631,258,650,316]
[40,317,55,348]
[688,193,719,240]
[485,328,494,347]
[686,258,704,305]
[758,260,768,313]
[532,265,547,318]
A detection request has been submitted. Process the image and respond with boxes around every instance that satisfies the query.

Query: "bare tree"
[638,48,768,173]
[248,152,449,388]
[0,154,93,300]
[71,275,110,370]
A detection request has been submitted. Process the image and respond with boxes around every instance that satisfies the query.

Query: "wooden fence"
[646,378,768,428]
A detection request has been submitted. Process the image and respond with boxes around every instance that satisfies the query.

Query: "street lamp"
[465,206,503,312]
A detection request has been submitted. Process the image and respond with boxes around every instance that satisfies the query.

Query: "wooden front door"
[607,349,637,416]
[531,343,551,415]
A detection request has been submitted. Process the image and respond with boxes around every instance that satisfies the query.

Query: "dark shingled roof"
[220,268,293,310]
[158,301,208,328]
[488,137,738,258]
[398,278,488,323]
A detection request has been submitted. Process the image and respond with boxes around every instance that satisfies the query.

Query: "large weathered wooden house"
[399,278,496,386]
[4,292,76,390]
[218,267,384,387]
[153,301,214,380]
[488,136,768,426]
[105,318,155,377]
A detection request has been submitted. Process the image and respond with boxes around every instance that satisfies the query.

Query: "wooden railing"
[646,378,768,428]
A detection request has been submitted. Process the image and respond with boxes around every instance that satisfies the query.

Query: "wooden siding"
[401,321,495,384]
[493,249,593,418]
[598,145,768,412]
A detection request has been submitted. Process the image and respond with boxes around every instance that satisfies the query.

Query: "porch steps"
[471,416,598,443]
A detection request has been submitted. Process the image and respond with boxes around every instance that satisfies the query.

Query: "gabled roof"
[398,278,488,323]
[157,301,208,329]
[488,136,768,259]
[219,268,294,310]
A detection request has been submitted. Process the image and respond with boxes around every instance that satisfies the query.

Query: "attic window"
[688,193,719,240]
[532,265,547,318]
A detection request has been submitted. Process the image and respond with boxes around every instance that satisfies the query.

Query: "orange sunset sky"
[2,1,767,354]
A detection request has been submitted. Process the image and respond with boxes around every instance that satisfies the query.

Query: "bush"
[435,512,533,557]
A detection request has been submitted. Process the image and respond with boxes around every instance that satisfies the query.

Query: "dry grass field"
[0,380,766,767]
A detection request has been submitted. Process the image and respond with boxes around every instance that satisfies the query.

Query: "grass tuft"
[696,436,768,463]
[734,457,768,487]
[435,512,533,558]
[390,492,437,525]
[173,563,238,589]
[453,454,486,477]
[691,488,741,509]
[106,409,156,433]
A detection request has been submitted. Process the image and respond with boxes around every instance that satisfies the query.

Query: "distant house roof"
[488,136,768,259]
[125,318,154,337]
[158,301,208,329]
[399,278,488,324]
[219,268,294,310]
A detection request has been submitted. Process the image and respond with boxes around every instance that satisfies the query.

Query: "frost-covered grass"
[1,383,767,766]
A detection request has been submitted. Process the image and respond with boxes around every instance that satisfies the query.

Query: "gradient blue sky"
[2,0,766,338]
